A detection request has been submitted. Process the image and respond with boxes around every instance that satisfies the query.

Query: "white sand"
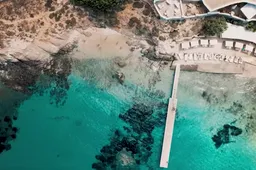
[72,28,136,60]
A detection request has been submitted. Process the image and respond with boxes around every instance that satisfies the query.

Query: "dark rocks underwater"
[92,102,168,170]
[212,124,242,148]
[0,45,74,154]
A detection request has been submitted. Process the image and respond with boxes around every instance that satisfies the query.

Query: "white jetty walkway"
[160,64,181,168]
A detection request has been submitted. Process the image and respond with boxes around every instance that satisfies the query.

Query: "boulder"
[114,71,125,84]
[114,57,127,68]
[116,148,138,170]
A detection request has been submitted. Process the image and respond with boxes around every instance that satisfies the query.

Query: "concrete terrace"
[154,0,256,22]
[203,0,256,11]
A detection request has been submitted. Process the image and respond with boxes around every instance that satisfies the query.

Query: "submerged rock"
[212,124,242,148]
[114,71,125,84]
[116,148,138,170]
[114,57,127,68]
[92,102,168,169]
[0,43,74,155]
[229,125,242,136]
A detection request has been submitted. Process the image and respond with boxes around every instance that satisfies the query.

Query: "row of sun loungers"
[181,39,217,50]
[224,41,255,54]
[175,53,243,64]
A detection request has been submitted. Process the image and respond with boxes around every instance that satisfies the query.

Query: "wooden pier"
[160,64,180,168]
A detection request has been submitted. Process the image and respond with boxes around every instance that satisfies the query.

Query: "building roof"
[241,4,256,19]
[222,23,256,44]
[202,0,256,11]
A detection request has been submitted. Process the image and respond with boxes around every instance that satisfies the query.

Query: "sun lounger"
[208,53,213,60]
[227,56,234,62]
[174,2,179,8]
[187,53,192,60]
[231,56,235,63]
[212,54,217,60]
[203,53,208,60]
[184,53,188,61]
[193,53,198,60]
[197,53,203,60]
[215,54,221,60]
[176,53,183,60]
[174,9,180,15]
[238,57,243,64]
[233,56,238,63]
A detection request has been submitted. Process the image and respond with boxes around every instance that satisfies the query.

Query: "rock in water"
[116,149,138,170]
[114,71,125,84]
[212,124,242,148]
[229,125,242,136]
[114,57,127,68]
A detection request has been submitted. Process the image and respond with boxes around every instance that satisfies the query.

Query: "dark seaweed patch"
[226,101,243,115]
[92,102,168,169]
[0,44,75,155]
[212,124,242,148]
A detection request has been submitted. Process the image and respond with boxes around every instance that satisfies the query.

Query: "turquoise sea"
[0,59,256,170]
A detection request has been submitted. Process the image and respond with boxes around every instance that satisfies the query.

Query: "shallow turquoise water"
[0,72,256,170]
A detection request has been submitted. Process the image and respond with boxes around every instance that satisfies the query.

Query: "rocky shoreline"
[0,43,74,153]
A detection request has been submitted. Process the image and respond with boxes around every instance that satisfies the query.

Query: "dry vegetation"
[0,0,204,49]
[116,0,203,41]
[0,0,90,48]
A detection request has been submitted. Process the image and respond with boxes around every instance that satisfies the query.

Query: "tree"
[202,17,227,36]
[73,0,126,12]
[245,22,256,32]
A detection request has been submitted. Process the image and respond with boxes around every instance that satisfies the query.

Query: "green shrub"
[245,22,256,32]
[202,17,227,36]
[72,0,125,12]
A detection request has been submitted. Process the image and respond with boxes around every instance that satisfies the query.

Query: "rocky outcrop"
[113,71,125,84]
[116,149,138,170]
[114,57,127,68]
[141,48,176,62]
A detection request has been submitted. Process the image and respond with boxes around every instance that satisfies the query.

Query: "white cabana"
[181,42,190,50]
[190,40,199,48]
[244,45,254,53]
[235,42,243,50]
[222,23,256,44]
[225,41,233,49]
[209,39,218,46]
[200,39,209,47]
